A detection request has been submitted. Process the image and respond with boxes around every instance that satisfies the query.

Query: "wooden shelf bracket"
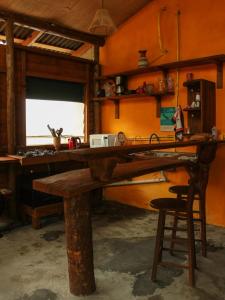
[217,62,223,89]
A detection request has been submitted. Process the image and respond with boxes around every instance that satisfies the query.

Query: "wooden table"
[33,156,189,296]
[33,140,223,296]
[0,156,18,163]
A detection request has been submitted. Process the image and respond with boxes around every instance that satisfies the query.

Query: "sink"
[151,151,179,158]
[129,151,196,160]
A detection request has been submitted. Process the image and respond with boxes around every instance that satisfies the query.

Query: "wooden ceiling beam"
[71,43,92,57]
[5,19,16,154]
[0,9,105,46]
[32,42,73,54]
[22,30,44,46]
[0,22,6,31]
[0,34,78,55]
[0,34,23,44]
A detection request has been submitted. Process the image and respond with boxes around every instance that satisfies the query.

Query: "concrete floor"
[0,201,225,300]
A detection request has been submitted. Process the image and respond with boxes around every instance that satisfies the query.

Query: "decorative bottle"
[138,50,148,68]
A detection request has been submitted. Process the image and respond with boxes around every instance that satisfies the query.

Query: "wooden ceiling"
[0,0,152,58]
[0,0,151,33]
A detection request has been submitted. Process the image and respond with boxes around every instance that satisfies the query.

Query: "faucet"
[149,133,160,144]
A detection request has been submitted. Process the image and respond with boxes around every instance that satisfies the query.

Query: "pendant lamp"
[89,0,116,36]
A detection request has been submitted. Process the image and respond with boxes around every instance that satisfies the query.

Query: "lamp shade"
[89,8,116,36]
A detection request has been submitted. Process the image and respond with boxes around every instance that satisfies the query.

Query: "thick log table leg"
[63,192,96,296]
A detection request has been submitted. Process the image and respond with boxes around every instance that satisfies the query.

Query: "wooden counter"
[8,152,71,166]
[8,140,225,167]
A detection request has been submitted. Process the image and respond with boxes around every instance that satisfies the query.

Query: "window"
[26,77,84,146]
[26,99,84,146]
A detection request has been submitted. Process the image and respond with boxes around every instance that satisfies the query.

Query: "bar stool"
[150,142,217,286]
[150,184,196,286]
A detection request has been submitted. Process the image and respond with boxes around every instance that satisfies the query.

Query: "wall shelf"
[93,54,223,122]
[93,92,174,118]
[96,54,225,89]
[183,107,201,112]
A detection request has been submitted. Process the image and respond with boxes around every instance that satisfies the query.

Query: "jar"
[138,50,148,68]
[158,78,166,93]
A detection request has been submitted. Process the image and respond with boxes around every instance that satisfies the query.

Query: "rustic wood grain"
[64,193,96,295]
[5,19,16,154]
[0,9,105,46]
[33,157,187,197]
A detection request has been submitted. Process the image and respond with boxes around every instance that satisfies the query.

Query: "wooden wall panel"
[0,46,6,71]
[0,73,7,152]
[0,45,93,152]
[26,52,88,83]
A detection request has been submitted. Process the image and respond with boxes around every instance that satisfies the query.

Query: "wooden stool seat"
[151,198,187,211]
[169,185,200,199]
[169,185,195,197]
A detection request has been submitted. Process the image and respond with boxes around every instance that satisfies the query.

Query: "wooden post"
[94,45,101,133]
[5,19,16,154]
[15,50,26,147]
[63,193,96,296]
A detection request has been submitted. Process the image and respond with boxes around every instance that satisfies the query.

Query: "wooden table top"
[6,140,225,166]
[8,152,71,166]
[0,156,19,163]
[33,156,188,198]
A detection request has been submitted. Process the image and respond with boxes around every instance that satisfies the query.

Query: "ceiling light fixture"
[89,0,116,36]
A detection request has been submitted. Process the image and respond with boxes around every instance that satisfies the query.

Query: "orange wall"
[100,0,225,227]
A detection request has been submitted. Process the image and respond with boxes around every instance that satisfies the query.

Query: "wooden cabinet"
[183,79,216,134]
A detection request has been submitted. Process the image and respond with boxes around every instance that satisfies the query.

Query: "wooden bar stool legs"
[150,195,197,287]
[187,212,196,286]
[169,212,178,256]
[199,194,207,257]
[169,186,207,257]
[151,210,166,281]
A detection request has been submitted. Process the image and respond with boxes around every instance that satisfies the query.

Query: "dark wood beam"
[217,62,223,89]
[0,22,6,31]
[71,43,92,57]
[0,9,105,46]
[93,45,101,133]
[5,19,16,154]
[22,30,44,46]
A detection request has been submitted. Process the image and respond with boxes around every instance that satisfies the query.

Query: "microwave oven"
[89,134,116,148]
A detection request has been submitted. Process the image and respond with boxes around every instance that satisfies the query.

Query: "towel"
[172,105,184,141]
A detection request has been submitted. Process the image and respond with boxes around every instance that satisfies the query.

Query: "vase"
[138,50,148,68]
[53,136,61,151]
